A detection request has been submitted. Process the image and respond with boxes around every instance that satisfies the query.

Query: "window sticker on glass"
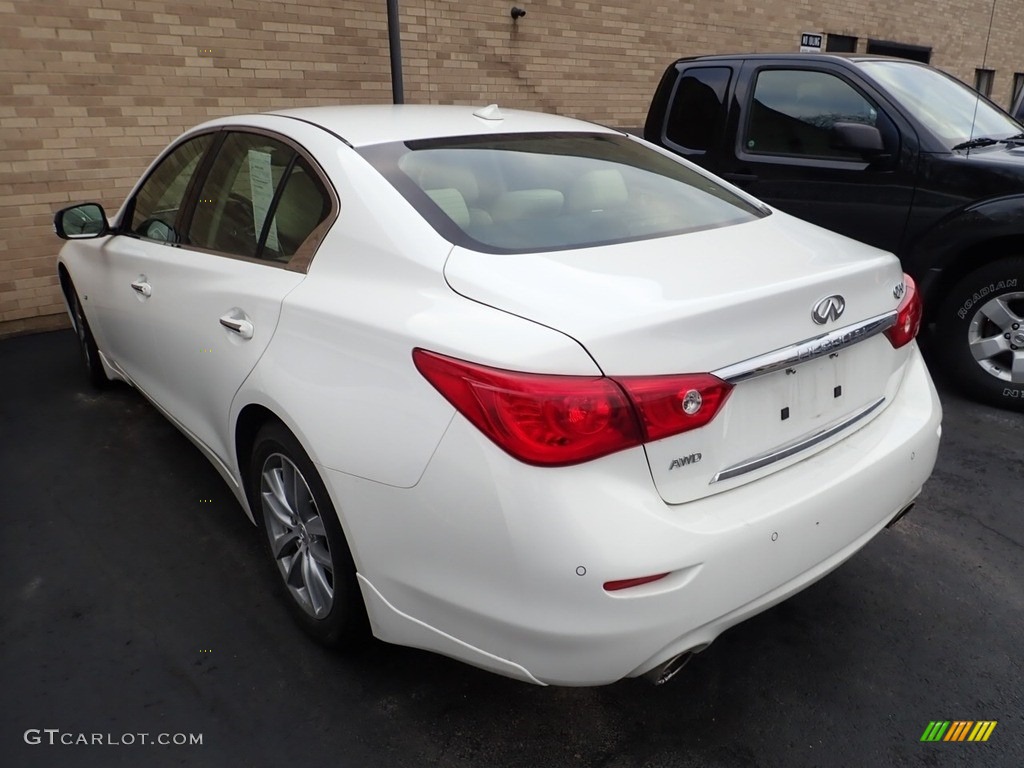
[247,149,280,251]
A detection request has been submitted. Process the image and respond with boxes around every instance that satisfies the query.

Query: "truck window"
[745,69,879,160]
[665,67,732,151]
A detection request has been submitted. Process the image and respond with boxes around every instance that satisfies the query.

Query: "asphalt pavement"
[1,329,1022,768]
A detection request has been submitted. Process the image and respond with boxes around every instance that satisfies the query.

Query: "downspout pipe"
[386,0,404,104]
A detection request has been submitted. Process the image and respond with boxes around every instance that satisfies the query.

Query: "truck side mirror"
[830,122,887,159]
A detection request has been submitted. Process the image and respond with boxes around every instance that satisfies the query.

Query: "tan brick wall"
[2,0,1021,336]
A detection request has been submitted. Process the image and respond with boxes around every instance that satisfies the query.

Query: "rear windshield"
[360,133,767,254]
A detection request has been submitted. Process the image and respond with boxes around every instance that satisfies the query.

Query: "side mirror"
[830,122,887,159]
[54,203,109,240]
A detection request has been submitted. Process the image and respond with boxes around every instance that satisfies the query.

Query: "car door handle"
[130,279,152,297]
[720,172,759,185]
[219,314,254,340]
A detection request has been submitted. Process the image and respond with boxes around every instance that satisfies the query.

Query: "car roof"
[263,104,621,147]
[674,52,925,66]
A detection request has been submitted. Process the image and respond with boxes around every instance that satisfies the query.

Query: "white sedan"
[54,104,941,686]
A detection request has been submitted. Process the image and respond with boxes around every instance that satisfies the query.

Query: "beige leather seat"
[272,170,327,257]
[425,188,471,228]
[489,189,564,223]
[404,158,492,228]
[565,169,628,213]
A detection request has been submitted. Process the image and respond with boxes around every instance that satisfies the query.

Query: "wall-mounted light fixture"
[511,7,526,20]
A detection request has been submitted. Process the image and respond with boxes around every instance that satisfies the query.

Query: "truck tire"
[933,257,1024,412]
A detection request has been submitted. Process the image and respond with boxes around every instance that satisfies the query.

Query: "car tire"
[67,280,109,389]
[933,257,1024,412]
[249,421,369,648]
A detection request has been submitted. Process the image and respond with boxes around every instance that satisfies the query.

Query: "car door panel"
[725,60,919,253]
[105,239,304,464]
[87,127,331,467]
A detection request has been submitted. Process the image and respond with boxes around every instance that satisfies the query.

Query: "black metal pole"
[386,0,404,104]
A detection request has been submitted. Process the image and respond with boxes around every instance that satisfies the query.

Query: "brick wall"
[2,0,1021,337]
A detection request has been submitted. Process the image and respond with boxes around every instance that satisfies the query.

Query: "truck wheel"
[933,257,1024,412]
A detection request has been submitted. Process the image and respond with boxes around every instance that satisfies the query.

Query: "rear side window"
[187,132,331,263]
[361,133,766,254]
[745,69,880,159]
[665,67,732,151]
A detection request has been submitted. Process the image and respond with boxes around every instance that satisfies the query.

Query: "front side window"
[128,134,214,243]
[361,133,766,254]
[187,132,331,263]
[745,69,880,159]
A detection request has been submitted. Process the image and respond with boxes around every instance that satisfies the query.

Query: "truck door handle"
[219,313,254,340]
[720,172,759,185]
[130,279,152,297]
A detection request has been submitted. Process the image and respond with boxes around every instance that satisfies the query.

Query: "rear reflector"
[413,349,732,466]
[884,273,922,349]
[603,573,670,591]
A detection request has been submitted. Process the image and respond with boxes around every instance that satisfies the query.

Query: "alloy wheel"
[967,291,1024,384]
[259,453,335,619]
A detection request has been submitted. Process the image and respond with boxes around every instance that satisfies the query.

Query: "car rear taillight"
[884,273,922,349]
[616,373,734,442]
[413,349,732,466]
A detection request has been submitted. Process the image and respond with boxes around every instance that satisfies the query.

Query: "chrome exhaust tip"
[886,502,915,529]
[645,651,694,686]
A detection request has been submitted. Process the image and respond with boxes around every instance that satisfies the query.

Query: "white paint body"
[58,105,942,686]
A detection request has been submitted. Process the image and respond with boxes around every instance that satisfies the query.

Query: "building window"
[826,34,857,53]
[1012,72,1024,105]
[866,39,931,63]
[974,69,994,98]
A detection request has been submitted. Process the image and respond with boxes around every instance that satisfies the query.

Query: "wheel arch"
[57,262,75,311]
[57,262,71,293]
[233,402,343,526]
[906,194,1024,321]
[923,234,1024,319]
[234,402,281,517]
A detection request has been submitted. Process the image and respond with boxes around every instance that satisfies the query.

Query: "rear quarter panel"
[234,142,601,490]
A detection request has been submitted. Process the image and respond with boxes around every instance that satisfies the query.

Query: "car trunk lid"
[443,212,909,504]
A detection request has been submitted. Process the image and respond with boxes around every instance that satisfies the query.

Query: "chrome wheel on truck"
[935,257,1024,411]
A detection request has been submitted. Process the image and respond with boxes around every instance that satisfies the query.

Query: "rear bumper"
[329,346,941,686]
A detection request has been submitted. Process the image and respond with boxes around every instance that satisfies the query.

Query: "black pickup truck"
[644,53,1024,411]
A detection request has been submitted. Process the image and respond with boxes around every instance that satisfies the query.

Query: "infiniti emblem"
[812,295,845,325]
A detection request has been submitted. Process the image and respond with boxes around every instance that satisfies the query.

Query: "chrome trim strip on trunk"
[712,311,897,384]
[710,396,886,484]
